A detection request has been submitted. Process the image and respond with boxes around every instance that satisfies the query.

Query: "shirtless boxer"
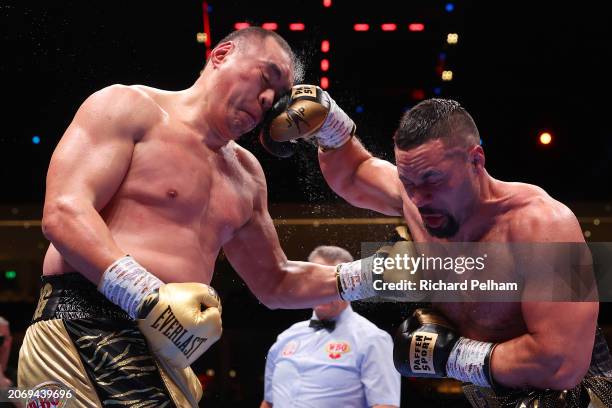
[18,29,349,408]
[261,87,612,407]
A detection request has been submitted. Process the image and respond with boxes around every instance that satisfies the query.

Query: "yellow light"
[229,370,237,378]
[594,218,601,226]
[442,70,453,81]
[206,369,215,377]
[447,33,459,44]
[437,380,463,394]
[584,230,591,238]
[539,132,552,145]
[196,33,207,43]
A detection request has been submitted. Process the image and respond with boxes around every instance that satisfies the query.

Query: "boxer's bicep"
[224,204,289,304]
[225,159,339,309]
[225,206,339,309]
[223,159,289,306]
[351,158,404,216]
[492,300,597,389]
[319,137,403,216]
[518,212,597,384]
[492,210,597,389]
[521,301,597,355]
[521,301,597,381]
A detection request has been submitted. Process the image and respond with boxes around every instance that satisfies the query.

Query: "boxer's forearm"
[491,334,588,390]
[262,261,340,309]
[319,138,403,216]
[42,197,125,284]
[319,137,374,207]
[319,137,373,199]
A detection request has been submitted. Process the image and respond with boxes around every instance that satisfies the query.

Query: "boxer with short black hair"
[18,29,351,408]
[261,87,612,407]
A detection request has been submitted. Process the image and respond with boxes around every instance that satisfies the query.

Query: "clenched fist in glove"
[394,308,497,388]
[99,256,222,369]
[258,84,356,157]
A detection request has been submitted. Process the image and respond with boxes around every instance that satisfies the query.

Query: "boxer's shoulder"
[89,84,161,111]
[80,84,164,136]
[231,142,267,186]
[503,183,581,241]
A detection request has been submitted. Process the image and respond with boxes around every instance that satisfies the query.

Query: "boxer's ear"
[468,145,485,171]
[210,41,235,67]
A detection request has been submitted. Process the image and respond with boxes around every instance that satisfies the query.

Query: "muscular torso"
[400,186,545,342]
[43,87,257,284]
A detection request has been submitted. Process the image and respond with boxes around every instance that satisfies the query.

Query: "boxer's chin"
[424,215,460,238]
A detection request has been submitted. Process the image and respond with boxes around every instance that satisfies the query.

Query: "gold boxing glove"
[100,256,222,369]
[137,283,222,369]
[259,84,356,157]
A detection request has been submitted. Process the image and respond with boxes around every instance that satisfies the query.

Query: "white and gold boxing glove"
[99,256,222,369]
[259,84,356,156]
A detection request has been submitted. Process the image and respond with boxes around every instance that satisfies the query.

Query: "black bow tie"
[309,319,336,332]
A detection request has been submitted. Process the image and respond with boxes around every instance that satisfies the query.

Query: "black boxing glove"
[394,308,497,387]
[258,84,355,157]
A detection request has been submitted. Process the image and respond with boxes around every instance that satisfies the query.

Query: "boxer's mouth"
[237,109,258,132]
[421,213,446,228]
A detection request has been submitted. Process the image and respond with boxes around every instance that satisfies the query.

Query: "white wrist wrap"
[337,259,377,301]
[446,337,494,387]
[316,93,356,150]
[99,255,163,319]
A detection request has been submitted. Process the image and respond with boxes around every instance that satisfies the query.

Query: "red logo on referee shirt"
[326,341,350,359]
[282,341,299,357]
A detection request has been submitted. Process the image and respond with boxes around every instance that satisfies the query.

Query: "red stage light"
[381,23,397,31]
[408,23,425,32]
[354,23,370,32]
[320,77,329,89]
[321,59,330,72]
[323,0,332,7]
[289,23,305,31]
[262,22,278,31]
[321,40,330,52]
[411,89,425,100]
[234,22,250,30]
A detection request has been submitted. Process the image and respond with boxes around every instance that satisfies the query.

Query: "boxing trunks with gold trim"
[18,273,202,408]
[462,327,612,408]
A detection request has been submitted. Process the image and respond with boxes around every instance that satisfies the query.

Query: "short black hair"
[214,27,304,83]
[394,98,480,150]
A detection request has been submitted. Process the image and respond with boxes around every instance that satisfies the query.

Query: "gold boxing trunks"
[462,327,612,408]
[18,273,202,408]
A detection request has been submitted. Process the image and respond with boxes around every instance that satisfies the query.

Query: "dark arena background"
[1,1,611,407]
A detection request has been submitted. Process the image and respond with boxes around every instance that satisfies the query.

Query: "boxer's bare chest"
[109,121,255,249]
[404,205,528,342]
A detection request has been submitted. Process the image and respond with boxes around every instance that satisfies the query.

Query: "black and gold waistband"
[32,272,131,323]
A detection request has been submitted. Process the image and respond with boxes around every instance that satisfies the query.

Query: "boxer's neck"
[453,170,503,241]
[172,78,230,151]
